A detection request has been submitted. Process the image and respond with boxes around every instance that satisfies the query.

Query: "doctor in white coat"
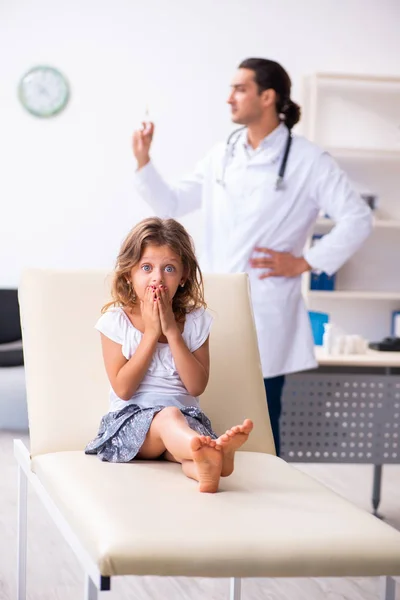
[132,58,372,456]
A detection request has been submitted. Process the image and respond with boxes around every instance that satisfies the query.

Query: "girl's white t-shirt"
[95,306,213,413]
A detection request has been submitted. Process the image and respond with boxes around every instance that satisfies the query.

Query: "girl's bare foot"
[217,419,254,477]
[190,436,222,493]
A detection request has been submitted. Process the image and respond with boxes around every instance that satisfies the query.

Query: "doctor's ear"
[261,88,277,109]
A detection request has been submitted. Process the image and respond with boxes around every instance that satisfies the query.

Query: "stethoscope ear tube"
[217,127,245,186]
[218,125,292,189]
[226,125,247,146]
[278,130,292,180]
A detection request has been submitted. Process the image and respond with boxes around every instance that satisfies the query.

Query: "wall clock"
[18,66,70,118]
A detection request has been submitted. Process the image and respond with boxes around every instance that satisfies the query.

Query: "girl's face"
[129,244,185,303]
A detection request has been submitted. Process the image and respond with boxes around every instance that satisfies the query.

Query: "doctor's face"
[227,69,268,125]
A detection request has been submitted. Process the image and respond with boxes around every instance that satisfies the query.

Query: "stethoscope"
[216,125,292,191]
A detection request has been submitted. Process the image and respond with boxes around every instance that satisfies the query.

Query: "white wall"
[1,0,399,287]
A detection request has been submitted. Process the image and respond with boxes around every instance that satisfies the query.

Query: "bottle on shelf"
[322,323,335,355]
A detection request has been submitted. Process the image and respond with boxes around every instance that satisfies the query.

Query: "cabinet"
[302,73,400,341]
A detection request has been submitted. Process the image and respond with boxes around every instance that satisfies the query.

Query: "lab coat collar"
[241,122,288,164]
[243,121,287,152]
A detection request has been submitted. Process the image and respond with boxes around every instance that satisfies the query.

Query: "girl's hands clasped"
[155,285,179,338]
[140,286,162,339]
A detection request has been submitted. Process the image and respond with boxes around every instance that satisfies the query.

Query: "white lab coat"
[134,123,372,378]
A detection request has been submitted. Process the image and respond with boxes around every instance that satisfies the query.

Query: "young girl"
[85,217,253,493]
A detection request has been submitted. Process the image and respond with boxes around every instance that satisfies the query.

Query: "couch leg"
[85,574,98,600]
[230,577,241,600]
[17,464,27,600]
[380,576,396,600]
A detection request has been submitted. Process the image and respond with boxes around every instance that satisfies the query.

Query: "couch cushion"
[31,450,400,578]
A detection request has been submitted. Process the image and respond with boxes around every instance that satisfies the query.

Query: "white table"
[315,347,400,368]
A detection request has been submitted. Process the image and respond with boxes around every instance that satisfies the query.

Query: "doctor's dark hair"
[239,58,301,129]
[102,217,206,321]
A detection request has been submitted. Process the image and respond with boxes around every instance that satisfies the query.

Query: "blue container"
[309,311,329,346]
[310,235,336,291]
[323,272,336,291]
[310,272,336,291]
[310,272,323,290]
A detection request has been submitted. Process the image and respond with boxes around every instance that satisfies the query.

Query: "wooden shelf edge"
[308,291,400,300]
[315,218,400,229]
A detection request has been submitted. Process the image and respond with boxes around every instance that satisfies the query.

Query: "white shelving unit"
[302,73,400,342]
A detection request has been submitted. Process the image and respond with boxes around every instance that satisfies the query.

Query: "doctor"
[132,58,372,456]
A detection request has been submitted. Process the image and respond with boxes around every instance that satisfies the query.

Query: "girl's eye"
[141,265,151,272]
[165,265,175,273]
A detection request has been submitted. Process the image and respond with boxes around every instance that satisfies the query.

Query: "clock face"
[18,66,70,118]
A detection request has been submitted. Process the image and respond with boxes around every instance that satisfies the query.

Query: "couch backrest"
[19,269,275,457]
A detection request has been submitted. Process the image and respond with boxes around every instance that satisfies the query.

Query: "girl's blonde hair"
[103,217,206,321]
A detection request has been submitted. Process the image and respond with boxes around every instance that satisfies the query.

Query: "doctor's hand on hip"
[132,122,154,169]
[250,247,311,279]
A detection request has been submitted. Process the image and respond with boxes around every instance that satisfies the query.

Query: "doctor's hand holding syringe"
[133,121,154,171]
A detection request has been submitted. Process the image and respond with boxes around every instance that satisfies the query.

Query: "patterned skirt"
[84,403,217,463]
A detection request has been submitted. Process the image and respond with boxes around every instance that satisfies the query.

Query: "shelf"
[372,219,400,229]
[314,73,400,85]
[315,217,400,229]
[325,147,400,161]
[308,291,400,300]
